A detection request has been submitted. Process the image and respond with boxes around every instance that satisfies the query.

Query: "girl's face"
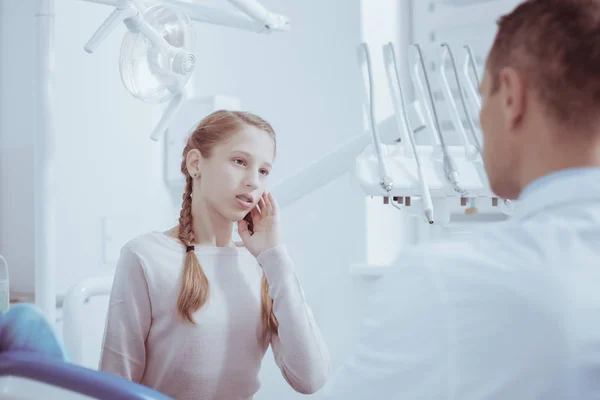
[194,125,275,222]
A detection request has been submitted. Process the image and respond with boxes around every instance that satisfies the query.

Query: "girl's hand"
[238,191,282,258]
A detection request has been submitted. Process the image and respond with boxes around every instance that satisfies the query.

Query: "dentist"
[324,0,600,398]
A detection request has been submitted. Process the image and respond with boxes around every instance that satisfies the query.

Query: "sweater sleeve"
[256,245,330,394]
[98,245,152,383]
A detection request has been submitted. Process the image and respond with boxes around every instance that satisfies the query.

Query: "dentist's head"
[479,0,600,200]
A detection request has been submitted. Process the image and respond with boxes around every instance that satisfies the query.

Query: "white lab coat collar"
[513,167,600,221]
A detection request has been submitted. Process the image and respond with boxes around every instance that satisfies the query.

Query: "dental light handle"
[85,0,193,69]
[134,15,190,60]
[150,90,185,141]
[84,1,138,53]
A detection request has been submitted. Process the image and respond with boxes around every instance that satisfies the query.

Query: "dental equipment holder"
[355,41,514,225]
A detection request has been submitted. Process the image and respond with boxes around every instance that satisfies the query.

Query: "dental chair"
[0,351,173,400]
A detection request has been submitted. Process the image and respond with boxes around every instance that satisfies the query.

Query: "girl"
[98,110,330,400]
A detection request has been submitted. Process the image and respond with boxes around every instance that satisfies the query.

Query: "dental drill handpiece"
[412,44,467,196]
[359,43,394,194]
[385,42,434,224]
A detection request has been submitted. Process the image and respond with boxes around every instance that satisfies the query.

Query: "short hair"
[486,0,600,131]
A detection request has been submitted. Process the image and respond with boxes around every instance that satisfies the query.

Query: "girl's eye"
[260,169,269,176]
[234,158,245,166]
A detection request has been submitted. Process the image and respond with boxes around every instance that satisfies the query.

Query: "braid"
[176,175,210,324]
[262,274,279,336]
[178,176,195,246]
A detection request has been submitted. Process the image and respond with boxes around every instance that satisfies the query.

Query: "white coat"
[323,167,600,400]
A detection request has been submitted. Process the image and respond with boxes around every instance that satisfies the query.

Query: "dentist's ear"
[498,67,526,134]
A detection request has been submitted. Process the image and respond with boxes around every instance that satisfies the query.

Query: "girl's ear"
[185,149,203,177]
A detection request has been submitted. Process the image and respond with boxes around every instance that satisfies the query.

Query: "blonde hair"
[177,110,279,335]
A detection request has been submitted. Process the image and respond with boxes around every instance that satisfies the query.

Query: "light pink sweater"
[99,231,330,400]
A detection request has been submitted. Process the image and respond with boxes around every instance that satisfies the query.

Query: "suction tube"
[410,44,466,196]
[384,43,434,224]
[357,43,393,193]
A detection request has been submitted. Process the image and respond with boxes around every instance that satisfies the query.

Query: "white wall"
[1,0,176,299]
[0,0,38,295]
[0,0,405,399]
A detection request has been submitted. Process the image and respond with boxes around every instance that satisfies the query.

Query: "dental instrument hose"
[360,43,393,193]
[464,44,481,87]
[412,44,466,196]
[386,43,434,224]
[442,43,482,154]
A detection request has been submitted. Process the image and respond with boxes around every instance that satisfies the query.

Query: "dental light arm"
[357,43,394,193]
[150,91,185,141]
[384,42,434,224]
[84,1,194,60]
[227,0,290,31]
[83,0,137,53]
[82,0,289,141]
[82,0,290,33]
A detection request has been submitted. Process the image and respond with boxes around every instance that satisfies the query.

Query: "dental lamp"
[82,0,290,141]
